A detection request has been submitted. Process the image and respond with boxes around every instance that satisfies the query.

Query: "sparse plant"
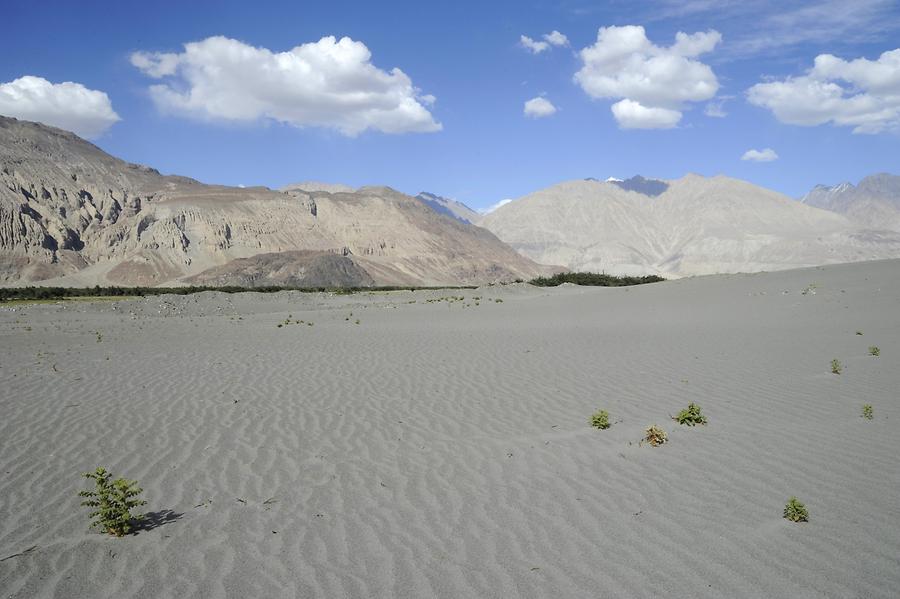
[831,359,842,375]
[868,346,880,356]
[783,497,808,522]
[855,331,863,336]
[590,410,610,430]
[862,404,874,420]
[674,402,707,426]
[644,425,668,447]
[79,467,146,536]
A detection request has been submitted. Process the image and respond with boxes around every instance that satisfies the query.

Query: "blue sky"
[2,0,899,209]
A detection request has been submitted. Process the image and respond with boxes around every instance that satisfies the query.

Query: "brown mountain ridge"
[0,116,550,287]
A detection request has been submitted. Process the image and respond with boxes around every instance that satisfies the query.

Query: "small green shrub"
[590,410,610,430]
[674,403,707,426]
[831,359,842,374]
[79,467,147,536]
[644,425,668,447]
[862,404,874,420]
[783,497,808,522]
[855,331,863,336]
[868,346,880,356]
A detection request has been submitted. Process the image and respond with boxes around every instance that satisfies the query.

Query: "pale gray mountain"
[415,192,480,224]
[0,116,550,286]
[480,175,900,278]
[280,181,356,194]
[800,174,900,231]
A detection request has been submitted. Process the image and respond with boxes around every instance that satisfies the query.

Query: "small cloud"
[611,99,681,129]
[520,35,550,54]
[704,96,733,118]
[481,198,513,214]
[524,96,557,118]
[543,31,569,47]
[520,31,569,54]
[0,75,120,138]
[741,148,779,162]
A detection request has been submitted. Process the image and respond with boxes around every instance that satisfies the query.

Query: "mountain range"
[2,114,900,286]
[0,116,548,287]
[477,175,900,278]
[800,173,900,232]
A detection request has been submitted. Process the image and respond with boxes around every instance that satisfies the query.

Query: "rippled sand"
[1,261,898,598]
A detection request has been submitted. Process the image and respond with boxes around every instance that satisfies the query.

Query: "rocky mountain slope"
[415,192,480,224]
[479,175,900,277]
[800,174,900,232]
[0,116,549,287]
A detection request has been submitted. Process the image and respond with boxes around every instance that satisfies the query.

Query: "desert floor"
[1,260,898,598]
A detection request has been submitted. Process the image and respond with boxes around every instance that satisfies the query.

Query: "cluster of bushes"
[589,403,708,445]
[588,404,812,522]
[529,272,665,287]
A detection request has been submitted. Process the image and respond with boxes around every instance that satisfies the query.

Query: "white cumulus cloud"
[131,35,441,136]
[0,75,120,138]
[741,148,779,162]
[747,48,900,134]
[574,25,721,129]
[524,97,557,118]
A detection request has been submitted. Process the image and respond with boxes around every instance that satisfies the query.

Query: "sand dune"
[1,260,898,598]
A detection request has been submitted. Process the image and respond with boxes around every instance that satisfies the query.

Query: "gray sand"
[1,260,899,598]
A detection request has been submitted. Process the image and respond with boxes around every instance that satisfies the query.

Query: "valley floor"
[1,261,898,598]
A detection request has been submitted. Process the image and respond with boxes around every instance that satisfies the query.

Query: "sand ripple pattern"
[1,263,899,598]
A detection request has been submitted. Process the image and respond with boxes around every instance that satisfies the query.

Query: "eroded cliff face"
[0,116,549,286]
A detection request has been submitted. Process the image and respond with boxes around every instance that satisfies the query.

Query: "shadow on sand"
[134,509,184,534]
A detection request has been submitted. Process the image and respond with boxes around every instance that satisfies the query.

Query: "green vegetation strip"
[529,272,665,287]
[0,284,478,302]
[1,272,662,302]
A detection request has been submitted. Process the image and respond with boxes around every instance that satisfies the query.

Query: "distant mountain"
[0,116,549,286]
[415,192,480,224]
[280,181,356,194]
[610,175,669,197]
[800,174,900,231]
[479,175,900,277]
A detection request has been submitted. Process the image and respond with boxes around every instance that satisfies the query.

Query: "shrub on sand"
[79,467,147,536]
[674,403,707,426]
[783,497,808,522]
[590,410,610,430]
[644,425,668,447]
